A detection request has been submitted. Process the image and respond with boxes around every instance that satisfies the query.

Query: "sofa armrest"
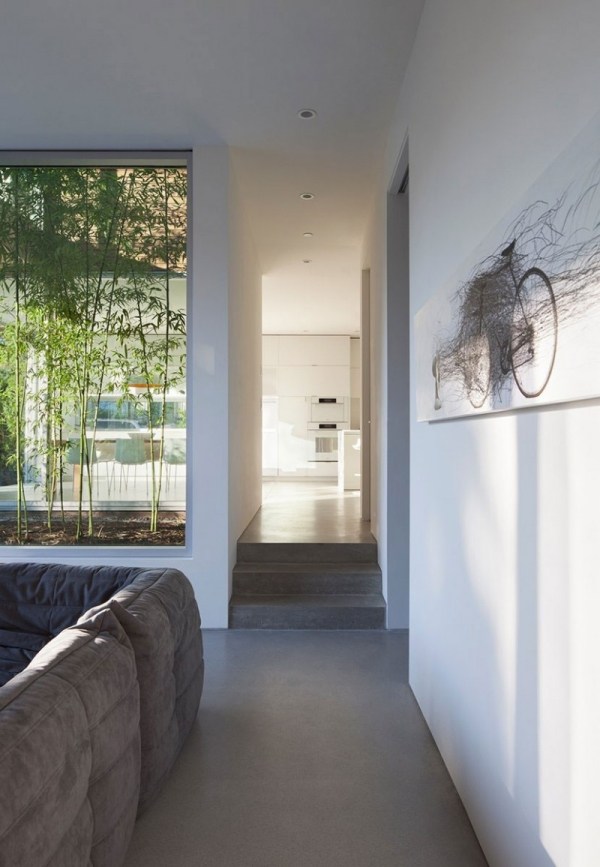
[0,608,140,867]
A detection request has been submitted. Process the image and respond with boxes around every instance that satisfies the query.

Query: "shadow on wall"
[514,412,541,834]
[414,409,559,867]
[512,411,569,866]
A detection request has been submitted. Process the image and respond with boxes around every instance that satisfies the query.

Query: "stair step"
[229,593,386,630]
[236,541,378,565]
[232,561,382,595]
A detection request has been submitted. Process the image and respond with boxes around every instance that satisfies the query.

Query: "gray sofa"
[0,564,204,867]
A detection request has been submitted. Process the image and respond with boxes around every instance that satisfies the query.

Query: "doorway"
[260,333,363,514]
[384,140,410,627]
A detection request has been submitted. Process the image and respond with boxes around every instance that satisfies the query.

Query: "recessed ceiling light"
[303,232,313,238]
[300,193,314,200]
[298,109,317,119]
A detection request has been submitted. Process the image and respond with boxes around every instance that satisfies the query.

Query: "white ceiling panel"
[0,0,424,333]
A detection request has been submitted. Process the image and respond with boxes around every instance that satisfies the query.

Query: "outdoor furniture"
[115,435,147,493]
[0,564,204,867]
[65,438,97,494]
[94,439,116,495]
[164,438,186,490]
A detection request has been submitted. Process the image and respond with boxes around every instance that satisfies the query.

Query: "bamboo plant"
[0,165,187,543]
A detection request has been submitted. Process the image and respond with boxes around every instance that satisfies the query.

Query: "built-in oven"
[310,396,349,424]
[307,422,344,462]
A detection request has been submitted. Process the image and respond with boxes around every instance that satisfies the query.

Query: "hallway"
[124,630,487,866]
[243,480,373,545]
[230,482,384,629]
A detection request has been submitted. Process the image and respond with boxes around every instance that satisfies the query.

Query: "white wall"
[189,147,231,627]
[366,1,600,865]
[364,196,386,550]
[385,193,410,628]
[350,337,361,428]
[363,184,410,629]
[228,162,263,587]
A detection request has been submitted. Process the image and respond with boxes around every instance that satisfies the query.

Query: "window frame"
[0,150,192,555]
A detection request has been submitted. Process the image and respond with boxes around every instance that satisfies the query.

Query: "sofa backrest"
[87,568,204,813]
[0,607,140,867]
[0,563,145,684]
[0,562,145,635]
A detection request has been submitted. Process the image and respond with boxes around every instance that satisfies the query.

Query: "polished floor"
[239,480,374,544]
[124,630,487,867]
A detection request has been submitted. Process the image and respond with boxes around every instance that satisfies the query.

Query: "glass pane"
[0,166,187,545]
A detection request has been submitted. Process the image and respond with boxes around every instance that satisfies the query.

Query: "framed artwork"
[416,112,600,421]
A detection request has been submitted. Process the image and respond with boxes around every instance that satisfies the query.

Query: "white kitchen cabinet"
[278,335,349,367]
[350,337,361,430]
[276,396,310,475]
[277,365,350,397]
[262,397,278,477]
[262,335,279,366]
[261,334,353,477]
[306,461,337,478]
[277,395,308,435]
[262,366,277,396]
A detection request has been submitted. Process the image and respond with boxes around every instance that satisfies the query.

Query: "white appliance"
[338,429,361,490]
[261,397,279,477]
[310,396,349,424]
[307,422,345,462]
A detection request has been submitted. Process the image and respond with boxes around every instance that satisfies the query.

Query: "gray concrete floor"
[124,630,487,867]
[240,481,375,544]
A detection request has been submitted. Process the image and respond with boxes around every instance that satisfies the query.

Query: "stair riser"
[232,574,382,595]
[229,607,386,630]
[237,542,378,564]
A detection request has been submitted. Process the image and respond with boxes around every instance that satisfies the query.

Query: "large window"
[0,164,187,545]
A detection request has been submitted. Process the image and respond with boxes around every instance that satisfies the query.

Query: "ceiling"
[0,0,424,334]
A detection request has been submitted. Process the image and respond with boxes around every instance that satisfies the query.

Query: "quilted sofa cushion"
[0,562,203,816]
[0,562,148,632]
[0,628,48,687]
[0,607,140,867]
[0,563,148,686]
[87,568,204,813]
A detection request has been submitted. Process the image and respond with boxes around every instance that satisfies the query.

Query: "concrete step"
[236,540,378,565]
[228,593,386,630]
[232,561,382,595]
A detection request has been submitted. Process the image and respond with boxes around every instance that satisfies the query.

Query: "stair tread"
[233,561,382,573]
[238,539,377,545]
[238,541,377,547]
[229,595,386,629]
[232,566,382,595]
[237,542,378,564]
[230,593,386,608]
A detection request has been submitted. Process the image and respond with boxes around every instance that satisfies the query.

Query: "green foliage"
[0,166,187,543]
[0,363,17,485]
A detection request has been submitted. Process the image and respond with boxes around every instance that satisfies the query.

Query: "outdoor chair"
[164,439,186,491]
[65,439,97,496]
[95,439,116,496]
[114,435,148,494]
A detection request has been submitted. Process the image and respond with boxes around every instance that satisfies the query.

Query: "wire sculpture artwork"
[416,112,600,421]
